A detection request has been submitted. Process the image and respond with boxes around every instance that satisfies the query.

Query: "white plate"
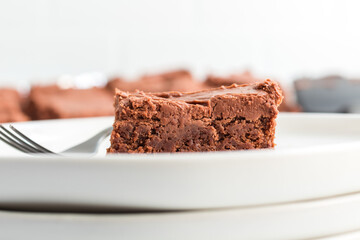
[3,191,360,240]
[1,113,360,211]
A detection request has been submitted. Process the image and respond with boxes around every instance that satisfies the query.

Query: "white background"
[1,0,360,86]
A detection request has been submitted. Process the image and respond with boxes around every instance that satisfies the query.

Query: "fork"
[0,125,113,155]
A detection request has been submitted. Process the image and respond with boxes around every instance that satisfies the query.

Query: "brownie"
[205,72,301,112]
[105,77,131,92]
[26,85,114,120]
[204,71,260,87]
[106,69,205,93]
[0,88,29,123]
[107,79,283,153]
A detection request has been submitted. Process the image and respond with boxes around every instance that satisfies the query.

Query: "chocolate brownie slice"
[26,85,114,120]
[107,79,283,153]
[0,88,29,123]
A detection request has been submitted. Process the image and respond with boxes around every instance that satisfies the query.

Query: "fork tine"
[0,134,34,154]
[0,125,43,153]
[8,125,54,154]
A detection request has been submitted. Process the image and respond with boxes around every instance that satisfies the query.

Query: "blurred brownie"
[205,71,260,87]
[107,79,283,153]
[106,69,204,93]
[205,72,301,112]
[27,85,114,120]
[0,88,29,123]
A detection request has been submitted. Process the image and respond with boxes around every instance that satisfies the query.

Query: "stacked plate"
[1,113,360,239]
